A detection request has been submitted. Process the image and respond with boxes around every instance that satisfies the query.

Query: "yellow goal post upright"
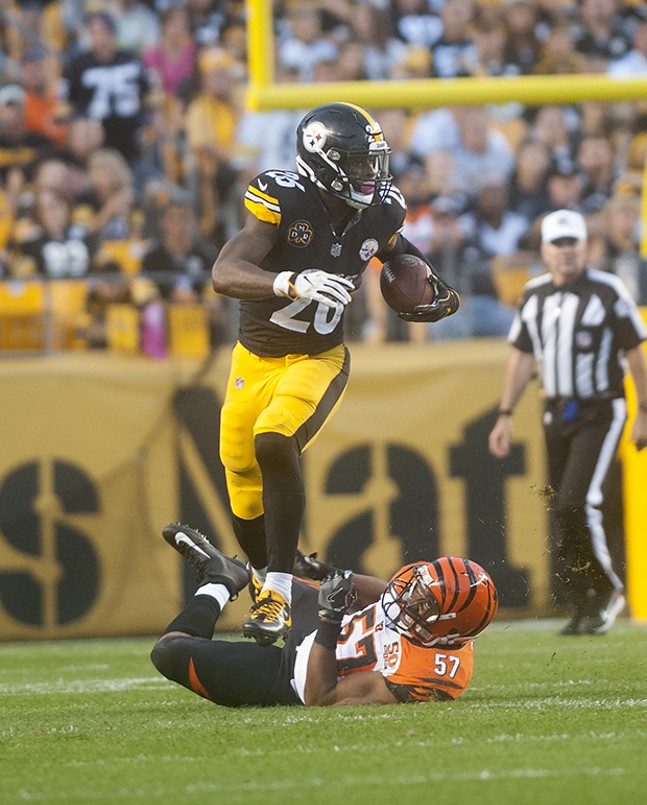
[244,0,647,621]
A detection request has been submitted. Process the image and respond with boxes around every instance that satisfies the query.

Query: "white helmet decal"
[303,122,327,153]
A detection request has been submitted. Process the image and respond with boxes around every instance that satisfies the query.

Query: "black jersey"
[239,169,406,357]
[509,268,647,400]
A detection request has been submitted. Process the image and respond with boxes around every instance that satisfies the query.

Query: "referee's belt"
[544,394,621,407]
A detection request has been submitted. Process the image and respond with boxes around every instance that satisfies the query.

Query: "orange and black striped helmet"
[382,557,498,647]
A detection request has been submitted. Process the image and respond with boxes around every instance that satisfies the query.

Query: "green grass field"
[1,619,646,805]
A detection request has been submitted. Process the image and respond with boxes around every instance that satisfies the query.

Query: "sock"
[162,595,222,639]
[195,582,231,610]
[263,571,293,604]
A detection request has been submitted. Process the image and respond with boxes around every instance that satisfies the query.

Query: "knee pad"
[219,401,257,474]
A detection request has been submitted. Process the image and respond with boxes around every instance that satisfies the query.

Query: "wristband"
[314,617,342,651]
[498,409,513,417]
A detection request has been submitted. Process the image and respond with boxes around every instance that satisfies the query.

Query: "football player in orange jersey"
[151,524,497,707]
[211,102,459,646]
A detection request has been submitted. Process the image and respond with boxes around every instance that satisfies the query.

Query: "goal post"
[245,0,647,111]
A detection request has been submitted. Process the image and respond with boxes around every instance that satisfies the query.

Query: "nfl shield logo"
[235,377,244,390]
[330,243,342,257]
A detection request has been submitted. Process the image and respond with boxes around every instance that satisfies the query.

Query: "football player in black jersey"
[211,102,459,645]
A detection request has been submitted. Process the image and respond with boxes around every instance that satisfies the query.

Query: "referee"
[489,209,647,636]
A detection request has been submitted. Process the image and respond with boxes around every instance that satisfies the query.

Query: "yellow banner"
[0,340,644,640]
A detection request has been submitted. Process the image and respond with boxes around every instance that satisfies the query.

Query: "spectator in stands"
[397,161,435,259]
[428,183,517,341]
[576,133,616,214]
[390,0,443,49]
[32,157,72,197]
[277,4,339,82]
[574,0,632,68]
[473,19,512,77]
[529,104,577,166]
[113,0,161,56]
[534,24,585,74]
[577,101,615,142]
[407,106,461,161]
[83,147,136,242]
[507,139,552,226]
[451,107,516,197]
[431,0,479,78]
[345,2,405,81]
[461,180,529,263]
[408,106,515,199]
[0,84,55,209]
[425,150,461,207]
[545,159,585,213]
[425,193,468,298]
[501,0,542,74]
[183,0,231,47]
[61,11,152,166]
[9,187,94,278]
[608,20,647,76]
[21,47,69,148]
[141,194,231,345]
[78,270,135,349]
[141,196,217,302]
[602,194,645,302]
[56,116,106,202]
[142,4,197,98]
[184,46,243,242]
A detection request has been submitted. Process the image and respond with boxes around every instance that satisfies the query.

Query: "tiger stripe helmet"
[296,102,392,209]
[382,557,498,647]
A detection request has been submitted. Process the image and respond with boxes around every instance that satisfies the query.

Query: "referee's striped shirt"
[508,268,647,400]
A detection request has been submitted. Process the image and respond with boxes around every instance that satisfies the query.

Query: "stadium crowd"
[0,0,646,352]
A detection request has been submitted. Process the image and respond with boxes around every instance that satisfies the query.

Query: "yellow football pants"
[219,342,350,520]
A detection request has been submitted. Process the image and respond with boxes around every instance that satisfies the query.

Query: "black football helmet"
[296,102,391,209]
[381,557,498,647]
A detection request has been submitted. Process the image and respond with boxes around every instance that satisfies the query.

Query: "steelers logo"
[359,238,379,261]
[288,220,314,247]
[303,122,327,152]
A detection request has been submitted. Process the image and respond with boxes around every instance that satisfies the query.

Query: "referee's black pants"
[543,397,626,609]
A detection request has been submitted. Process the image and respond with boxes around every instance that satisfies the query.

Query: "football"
[379,254,435,315]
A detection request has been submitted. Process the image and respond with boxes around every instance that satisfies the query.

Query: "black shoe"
[586,589,625,635]
[162,523,250,599]
[242,590,291,645]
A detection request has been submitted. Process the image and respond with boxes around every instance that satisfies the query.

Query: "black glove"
[398,277,460,323]
[318,570,357,623]
[293,549,337,581]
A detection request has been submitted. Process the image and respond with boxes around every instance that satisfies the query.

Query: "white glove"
[273,269,354,309]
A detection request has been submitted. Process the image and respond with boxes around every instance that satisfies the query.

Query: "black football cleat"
[242,590,291,645]
[162,523,250,600]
